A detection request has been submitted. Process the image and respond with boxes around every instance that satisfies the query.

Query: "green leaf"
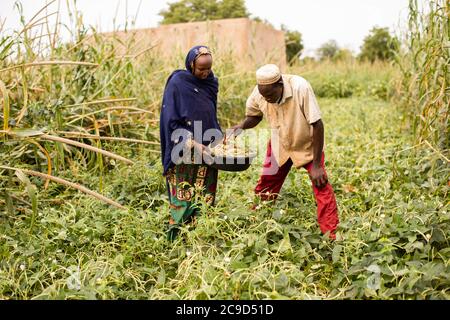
[278,234,292,254]
[274,272,289,291]
[4,187,14,216]
[230,260,248,270]
[332,245,343,263]
[157,269,166,285]
[430,227,447,244]
[15,169,38,231]
[55,230,67,240]
[269,291,290,300]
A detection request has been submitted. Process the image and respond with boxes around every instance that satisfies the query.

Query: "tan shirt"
[246,74,322,168]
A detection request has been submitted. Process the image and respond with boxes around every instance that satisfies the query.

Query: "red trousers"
[255,141,339,239]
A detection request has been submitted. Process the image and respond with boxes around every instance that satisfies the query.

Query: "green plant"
[395,0,449,154]
[0,0,448,301]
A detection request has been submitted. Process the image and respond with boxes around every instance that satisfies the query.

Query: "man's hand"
[224,124,244,144]
[224,116,263,144]
[230,123,244,133]
[309,165,328,189]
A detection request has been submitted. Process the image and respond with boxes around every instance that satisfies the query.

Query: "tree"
[252,16,273,27]
[281,25,304,64]
[217,0,249,19]
[359,27,399,62]
[334,48,354,62]
[317,40,339,60]
[159,0,249,24]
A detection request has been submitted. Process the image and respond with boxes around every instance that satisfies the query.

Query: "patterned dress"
[166,164,218,240]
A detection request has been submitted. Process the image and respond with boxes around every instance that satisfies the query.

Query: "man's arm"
[235,116,263,130]
[227,115,263,141]
[310,119,327,188]
[229,87,264,137]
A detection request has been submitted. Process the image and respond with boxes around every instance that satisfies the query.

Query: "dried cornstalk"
[0,165,126,210]
[40,134,134,165]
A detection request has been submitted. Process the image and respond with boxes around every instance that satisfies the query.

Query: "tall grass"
[0,1,167,211]
[396,0,449,156]
[290,59,398,100]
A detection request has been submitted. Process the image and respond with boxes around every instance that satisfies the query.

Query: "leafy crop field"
[1,95,448,299]
[0,0,448,300]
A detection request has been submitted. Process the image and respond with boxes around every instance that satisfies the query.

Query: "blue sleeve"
[160,80,191,169]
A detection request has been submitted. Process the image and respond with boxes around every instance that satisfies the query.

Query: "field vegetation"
[0,0,448,299]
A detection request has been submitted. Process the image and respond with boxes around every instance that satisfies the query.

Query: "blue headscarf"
[159,45,223,175]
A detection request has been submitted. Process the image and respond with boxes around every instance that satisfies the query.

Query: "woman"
[160,45,222,241]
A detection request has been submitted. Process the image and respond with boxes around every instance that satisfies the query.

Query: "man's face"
[258,82,283,104]
[193,54,212,79]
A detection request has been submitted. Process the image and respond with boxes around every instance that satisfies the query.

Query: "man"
[230,64,339,239]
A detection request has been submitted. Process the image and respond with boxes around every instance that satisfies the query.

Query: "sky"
[0,0,411,55]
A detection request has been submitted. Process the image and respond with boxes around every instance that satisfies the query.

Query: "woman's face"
[193,54,212,79]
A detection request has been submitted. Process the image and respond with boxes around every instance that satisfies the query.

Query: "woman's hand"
[188,139,214,165]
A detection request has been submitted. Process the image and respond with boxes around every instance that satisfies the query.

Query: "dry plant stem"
[0,61,99,73]
[62,98,137,109]
[0,165,126,210]
[56,131,160,145]
[40,134,134,165]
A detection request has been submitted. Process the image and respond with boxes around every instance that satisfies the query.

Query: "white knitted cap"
[256,64,281,85]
